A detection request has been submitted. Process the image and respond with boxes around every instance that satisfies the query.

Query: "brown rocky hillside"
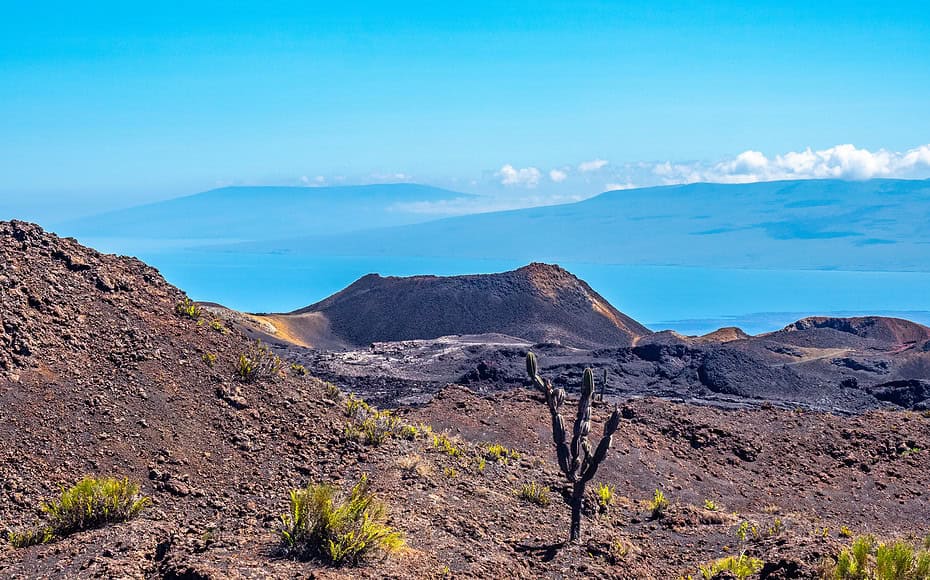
[1,221,929,579]
[283,263,651,349]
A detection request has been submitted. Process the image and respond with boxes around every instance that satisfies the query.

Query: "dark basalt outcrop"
[866,379,930,410]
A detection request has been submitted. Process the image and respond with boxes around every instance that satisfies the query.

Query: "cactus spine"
[526,352,622,542]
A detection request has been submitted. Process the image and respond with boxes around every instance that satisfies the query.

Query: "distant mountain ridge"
[57,183,477,244]
[234,178,930,271]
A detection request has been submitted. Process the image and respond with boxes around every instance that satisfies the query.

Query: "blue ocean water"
[107,244,930,336]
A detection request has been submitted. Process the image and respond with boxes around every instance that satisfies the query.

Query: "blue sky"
[2,1,930,219]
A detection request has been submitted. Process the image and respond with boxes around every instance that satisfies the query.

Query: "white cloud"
[370,172,412,182]
[299,175,327,187]
[497,164,542,188]
[605,182,638,191]
[652,144,930,185]
[549,169,568,182]
[578,158,609,172]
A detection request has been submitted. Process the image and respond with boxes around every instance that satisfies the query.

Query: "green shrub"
[736,520,758,542]
[517,482,550,506]
[432,433,462,457]
[398,424,420,440]
[345,395,373,418]
[322,382,343,400]
[209,319,226,333]
[829,535,930,580]
[235,341,283,383]
[703,499,719,511]
[279,476,404,565]
[595,483,614,513]
[290,363,308,376]
[42,477,150,536]
[344,412,400,446]
[175,298,202,320]
[648,489,668,519]
[7,477,149,548]
[484,443,519,463]
[202,352,217,367]
[699,552,764,579]
[7,527,53,548]
[341,395,404,446]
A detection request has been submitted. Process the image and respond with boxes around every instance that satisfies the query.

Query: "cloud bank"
[652,144,930,185]
[497,164,542,188]
[578,158,609,172]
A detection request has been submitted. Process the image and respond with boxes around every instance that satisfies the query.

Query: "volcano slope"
[250,263,650,349]
[1,221,930,579]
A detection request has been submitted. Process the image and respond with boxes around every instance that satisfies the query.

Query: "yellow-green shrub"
[279,476,404,565]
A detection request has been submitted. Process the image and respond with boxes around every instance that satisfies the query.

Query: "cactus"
[526,352,623,542]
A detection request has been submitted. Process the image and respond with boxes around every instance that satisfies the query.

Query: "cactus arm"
[579,408,622,484]
[569,369,595,478]
[526,352,625,542]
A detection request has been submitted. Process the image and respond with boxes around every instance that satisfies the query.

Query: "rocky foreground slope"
[2,221,930,579]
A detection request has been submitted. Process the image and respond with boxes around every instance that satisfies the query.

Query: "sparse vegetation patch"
[8,476,149,548]
[648,489,669,519]
[825,534,930,580]
[484,443,519,463]
[175,298,202,320]
[699,552,763,580]
[595,483,614,513]
[235,340,283,383]
[516,482,551,506]
[279,475,404,566]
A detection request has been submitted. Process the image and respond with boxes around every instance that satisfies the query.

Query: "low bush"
[323,382,343,400]
[7,527,53,548]
[516,482,551,506]
[175,298,202,320]
[43,476,150,535]
[828,535,930,580]
[8,476,149,548]
[736,520,758,542]
[235,341,283,383]
[648,489,668,519]
[432,433,463,457]
[202,352,217,367]
[279,476,404,566]
[396,454,433,480]
[344,413,400,446]
[341,395,407,446]
[484,443,519,463]
[595,483,614,513]
[699,552,763,580]
[345,395,373,418]
[398,424,420,440]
